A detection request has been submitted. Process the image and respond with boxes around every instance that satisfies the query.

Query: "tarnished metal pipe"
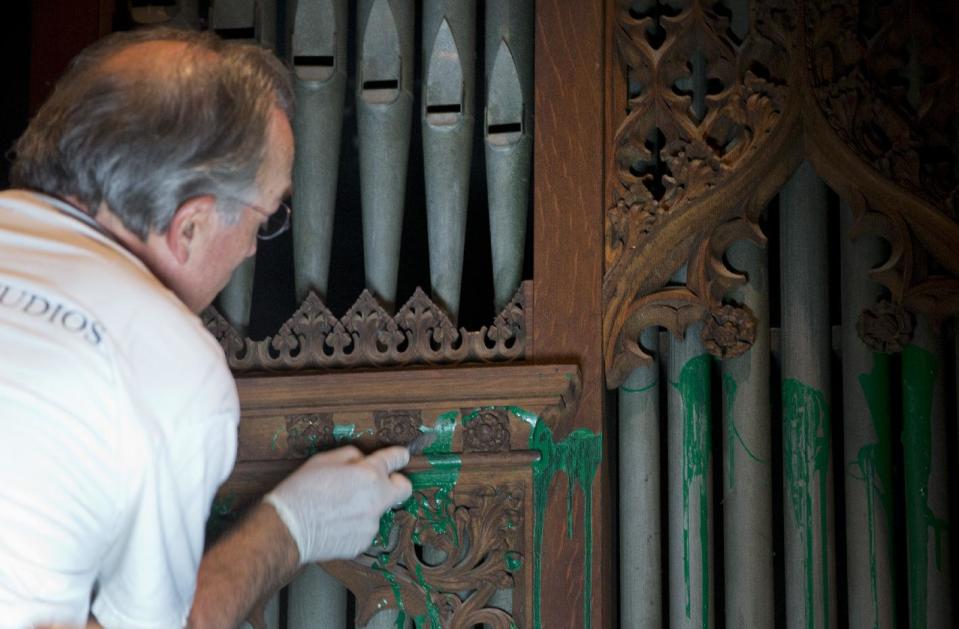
[214,0,278,332]
[289,0,348,302]
[357,0,415,310]
[667,267,714,629]
[287,564,347,629]
[779,161,837,629]
[619,326,662,628]
[839,200,895,628]
[485,0,533,312]
[421,0,475,320]
[721,239,774,628]
[902,317,953,629]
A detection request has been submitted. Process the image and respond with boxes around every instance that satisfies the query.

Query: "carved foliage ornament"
[604,0,797,387]
[326,483,525,628]
[202,283,529,372]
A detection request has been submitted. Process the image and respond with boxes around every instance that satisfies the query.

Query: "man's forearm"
[188,502,300,628]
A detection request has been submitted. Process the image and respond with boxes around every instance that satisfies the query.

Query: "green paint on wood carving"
[848,353,894,628]
[783,379,831,629]
[371,553,407,628]
[515,406,602,629]
[422,410,458,453]
[723,373,765,490]
[371,417,462,628]
[902,344,950,629]
[673,354,712,627]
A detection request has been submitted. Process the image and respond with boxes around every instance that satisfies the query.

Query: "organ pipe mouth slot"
[362,79,400,104]
[426,103,462,125]
[488,122,522,135]
[294,55,336,82]
[215,27,256,39]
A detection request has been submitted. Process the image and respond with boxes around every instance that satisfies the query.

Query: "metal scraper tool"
[406,432,437,456]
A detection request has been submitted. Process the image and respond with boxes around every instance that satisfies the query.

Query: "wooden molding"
[202,282,530,372]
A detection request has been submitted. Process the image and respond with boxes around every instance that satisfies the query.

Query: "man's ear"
[165,195,218,265]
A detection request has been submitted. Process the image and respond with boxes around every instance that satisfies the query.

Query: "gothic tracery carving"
[604,0,959,387]
[604,0,797,387]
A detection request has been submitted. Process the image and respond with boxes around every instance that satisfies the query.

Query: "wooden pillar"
[531,1,607,627]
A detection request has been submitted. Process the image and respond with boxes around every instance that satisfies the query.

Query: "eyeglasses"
[224,197,292,241]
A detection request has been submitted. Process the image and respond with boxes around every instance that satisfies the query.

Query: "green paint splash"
[783,378,831,629]
[422,410,458,454]
[673,354,712,627]
[848,353,894,628]
[371,413,462,627]
[723,373,765,490]
[371,406,602,629]
[902,344,950,629]
[519,407,603,629]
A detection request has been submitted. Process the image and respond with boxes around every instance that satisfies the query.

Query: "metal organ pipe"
[779,161,837,629]
[290,0,348,302]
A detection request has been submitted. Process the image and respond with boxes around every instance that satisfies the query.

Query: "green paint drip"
[849,353,894,628]
[673,354,712,627]
[902,344,950,629]
[783,379,831,629]
[371,426,461,627]
[723,373,766,491]
[414,563,443,628]
[372,554,408,628]
[526,411,603,629]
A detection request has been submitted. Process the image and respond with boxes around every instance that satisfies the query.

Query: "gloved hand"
[263,445,413,563]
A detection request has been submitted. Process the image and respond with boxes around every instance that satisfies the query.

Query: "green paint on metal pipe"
[723,373,766,490]
[902,344,950,629]
[783,378,831,629]
[849,353,894,628]
[673,354,712,627]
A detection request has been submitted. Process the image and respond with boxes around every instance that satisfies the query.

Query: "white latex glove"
[263,445,412,563]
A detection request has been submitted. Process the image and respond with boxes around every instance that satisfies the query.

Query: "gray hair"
[10,27,294,240]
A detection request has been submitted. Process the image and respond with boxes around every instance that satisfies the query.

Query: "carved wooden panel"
[202,281,530,372]
[211,364,599,628]
[603,0,801,387]
[604,0,959,387]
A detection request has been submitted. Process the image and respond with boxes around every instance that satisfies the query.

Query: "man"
[0,28,412,628]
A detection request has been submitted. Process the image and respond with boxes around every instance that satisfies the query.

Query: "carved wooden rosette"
[214,364,580,628]
[801,0,959,332]
[603,0,800,387]
[201,282,530,372]
[604,0,959,385]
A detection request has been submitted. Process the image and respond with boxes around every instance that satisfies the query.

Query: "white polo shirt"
[0,190,239,628]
